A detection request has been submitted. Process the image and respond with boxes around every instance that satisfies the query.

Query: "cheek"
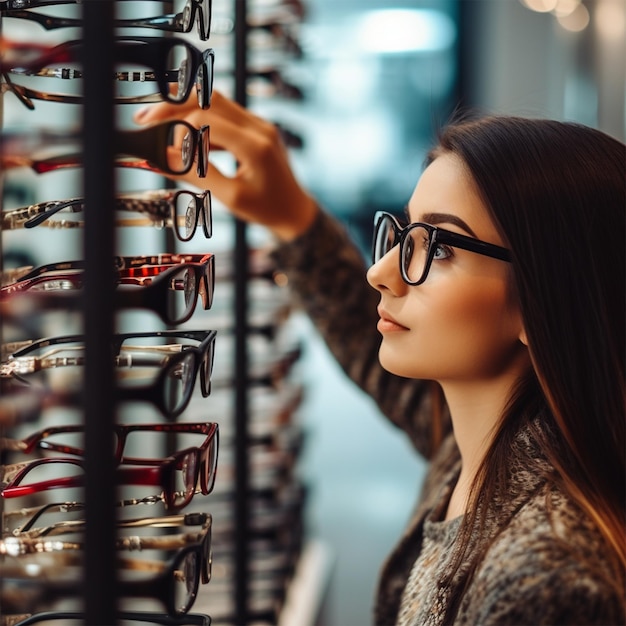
[379,277,522,381]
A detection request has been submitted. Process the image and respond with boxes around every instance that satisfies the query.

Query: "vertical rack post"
[81,2,118,623]
[233,0,250,623]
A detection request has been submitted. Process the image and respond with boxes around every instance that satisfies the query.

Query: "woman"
[134,93,625,625]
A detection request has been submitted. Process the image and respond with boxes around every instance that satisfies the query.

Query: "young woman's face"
[367,153,527,385]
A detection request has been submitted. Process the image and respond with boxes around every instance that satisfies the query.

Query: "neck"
[440,370,526,520]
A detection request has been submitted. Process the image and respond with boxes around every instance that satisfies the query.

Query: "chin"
[378,349,416,378]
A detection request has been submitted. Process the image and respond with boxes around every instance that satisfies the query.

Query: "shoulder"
[460,488,625,626]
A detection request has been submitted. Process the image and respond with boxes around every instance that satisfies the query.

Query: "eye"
[432,243,454,260]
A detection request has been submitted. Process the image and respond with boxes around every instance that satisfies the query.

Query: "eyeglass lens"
[175,192,207,241]
[170,449,198,509]
[175,549,201,612]
[374,214,430,284]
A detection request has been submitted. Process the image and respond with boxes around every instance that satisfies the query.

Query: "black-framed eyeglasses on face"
[1,189,213,242]
[2,36,214,109]
[372,210,512,286]
[1,0,214,41]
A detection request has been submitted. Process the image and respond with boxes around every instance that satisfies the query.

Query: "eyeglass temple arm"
[439,230,512,262]
[3,9,79,30]
[1,73,35,109]
[114,123,173,172]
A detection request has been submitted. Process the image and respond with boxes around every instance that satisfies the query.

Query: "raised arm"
[133,91,450,458]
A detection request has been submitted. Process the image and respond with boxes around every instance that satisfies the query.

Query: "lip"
[377,307,409,332]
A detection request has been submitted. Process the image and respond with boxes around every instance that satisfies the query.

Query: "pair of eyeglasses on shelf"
[1,330,218,418]
[2,521,212,616]
[12,509,211,539]
[244,68,305,101]
[2,421,219,466]
[1,514,212,586]
[3,252,215,281]
[1,427,219,512]
[0,0,214,41]
[1,36,214,108]
[1,189,213,242]
[1,120,210,178]
[2,498,189,537]
[0,386,78,429]
[1,519,212,567]
[2,610,211,626]
[1,254,215,326]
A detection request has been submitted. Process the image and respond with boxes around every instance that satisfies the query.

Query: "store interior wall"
[291,2,625,626]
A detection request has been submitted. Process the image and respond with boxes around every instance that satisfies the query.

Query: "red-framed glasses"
[1,433,219,513]
[0,254,215,326]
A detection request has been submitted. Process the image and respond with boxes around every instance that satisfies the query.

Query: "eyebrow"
[404,205,478,238]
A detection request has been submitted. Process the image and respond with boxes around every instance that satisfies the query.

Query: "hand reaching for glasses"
[133,90,319,242]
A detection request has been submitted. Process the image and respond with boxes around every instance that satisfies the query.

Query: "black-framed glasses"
[1,330,217,418]
[372,210,512,286]
[1,189,213,242]
[2,518,212,615]
[1,121,210,178]
[2,610,211,626]
[1,0,214,41]
[2,36,214,108]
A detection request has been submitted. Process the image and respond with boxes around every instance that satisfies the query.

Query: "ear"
[519,326,528,346]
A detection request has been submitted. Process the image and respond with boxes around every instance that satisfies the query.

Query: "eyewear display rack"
[0,3,218,625]
[0,1,319,625]
[0,3,120,624]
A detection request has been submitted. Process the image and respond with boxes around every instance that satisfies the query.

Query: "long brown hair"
[428,115,625,616]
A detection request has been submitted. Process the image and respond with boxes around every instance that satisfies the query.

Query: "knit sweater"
[271,210,625,626]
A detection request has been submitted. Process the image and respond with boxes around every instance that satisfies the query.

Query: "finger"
[206,112,268,166]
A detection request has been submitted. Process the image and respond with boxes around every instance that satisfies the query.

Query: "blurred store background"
[265,1,625,625]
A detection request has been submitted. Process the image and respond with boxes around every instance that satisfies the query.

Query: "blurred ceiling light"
[355,9,456,54]
[595,0,626,39]
[520,0,559,12]
[556,2,590,30]
[553,0,581,17]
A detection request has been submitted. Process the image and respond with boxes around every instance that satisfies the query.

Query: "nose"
[366,246,407,296]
